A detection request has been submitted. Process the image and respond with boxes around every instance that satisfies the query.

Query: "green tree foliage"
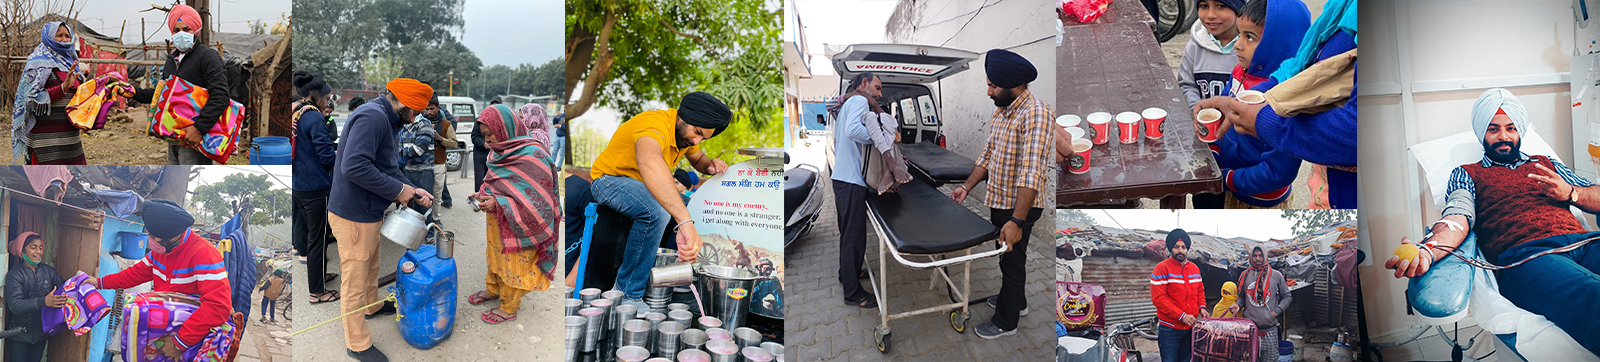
[566,0,784,167]
[565,0,782,119]
[293,0,479,91]
[1281,209,1358,239]
[192,174,291,227]
[457,58,564,99]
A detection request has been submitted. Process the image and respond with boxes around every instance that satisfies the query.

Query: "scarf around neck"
[12,21,78,162]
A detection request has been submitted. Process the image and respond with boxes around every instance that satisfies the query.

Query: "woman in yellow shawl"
[1213,281,1239,318]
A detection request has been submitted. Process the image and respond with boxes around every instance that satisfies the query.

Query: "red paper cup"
[1196,108,1223,143]
[1236,90,1266,105]
[1068,138,1093,174]
[1086,112,1112,144]
[1141,107,1167,139]
[1115,112,1142,144]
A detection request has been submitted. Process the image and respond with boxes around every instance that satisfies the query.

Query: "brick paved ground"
[783,183,1057,361]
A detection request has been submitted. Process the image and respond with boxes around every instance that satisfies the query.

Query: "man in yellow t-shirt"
[589,92,733,310]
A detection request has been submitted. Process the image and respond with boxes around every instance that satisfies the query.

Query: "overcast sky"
[462,0,562,67]
[791,0,899,77]
[46,0,291,43]
[1085,210,1297,241]
[193,165,291,190]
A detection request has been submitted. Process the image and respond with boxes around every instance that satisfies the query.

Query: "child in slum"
[1209,0,1312,208]
[86,199,234,361]
[1180,0,1244,208]
[1197,0,1357,209]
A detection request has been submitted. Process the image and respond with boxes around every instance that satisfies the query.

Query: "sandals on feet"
[468,291,499,305]
[481,309,517,324]
[310,290,340,304]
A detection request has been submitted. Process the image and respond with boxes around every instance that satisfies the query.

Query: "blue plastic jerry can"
[395,244,457,349]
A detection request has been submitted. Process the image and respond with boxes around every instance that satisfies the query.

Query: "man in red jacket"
[87,199,231,360]
[1151,229,1208,362]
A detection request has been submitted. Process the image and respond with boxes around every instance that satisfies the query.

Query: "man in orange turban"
[327,78,436,362]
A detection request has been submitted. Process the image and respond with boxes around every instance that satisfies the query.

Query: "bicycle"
[1058,317,1160,362]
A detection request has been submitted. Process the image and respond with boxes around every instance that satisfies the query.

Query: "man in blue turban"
[952,48,1053,340]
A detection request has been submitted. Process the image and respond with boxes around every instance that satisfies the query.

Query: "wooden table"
[1055,1,1223,208]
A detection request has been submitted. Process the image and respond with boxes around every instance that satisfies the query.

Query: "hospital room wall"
[1359,0,1578,340]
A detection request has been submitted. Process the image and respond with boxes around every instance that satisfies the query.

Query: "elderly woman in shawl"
[466,103,559,324]
[11,21,87,165]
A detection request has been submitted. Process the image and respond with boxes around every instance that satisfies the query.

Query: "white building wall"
[883,0,1059,217]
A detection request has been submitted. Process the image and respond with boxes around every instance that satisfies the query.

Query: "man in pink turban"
[155,4,231,165]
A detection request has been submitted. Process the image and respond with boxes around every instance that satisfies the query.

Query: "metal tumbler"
[564,316,587,362]
[759,342,783,359]
[579,307,605,352]
[566,298,584,316]
[705,328,733,341]
[733,327,761,350]
[679,328,708,353]
[740,347,774,362]
[590,298,615,342]
[696,316,722,330]
[580,288,602,307]
[616,346,650,362]
[622,319,652,348]
[644,312,667,351]
[603,289,625,306]
[612,304,639,345]
[705,340,740,362]
[677,349,711,362]
[668,310,694,328]
[655,321,686,360]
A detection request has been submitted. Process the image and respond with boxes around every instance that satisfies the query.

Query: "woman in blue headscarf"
[10,21,86,165]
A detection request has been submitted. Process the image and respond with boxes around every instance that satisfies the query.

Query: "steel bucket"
[693,265,759,330]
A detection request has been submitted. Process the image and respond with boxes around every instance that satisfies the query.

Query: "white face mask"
[172,31,195,52]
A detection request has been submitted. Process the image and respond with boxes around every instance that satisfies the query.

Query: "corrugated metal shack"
[1058,221,1361,334]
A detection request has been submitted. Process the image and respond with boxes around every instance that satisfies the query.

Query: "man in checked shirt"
[951,48,1054,340]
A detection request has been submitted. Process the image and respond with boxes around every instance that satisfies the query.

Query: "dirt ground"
[73,108,248,165]
[0,108,249,165]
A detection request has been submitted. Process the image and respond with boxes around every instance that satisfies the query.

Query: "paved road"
[292,171,564,361]
[783,181,1057,361]
[236,288,293,362]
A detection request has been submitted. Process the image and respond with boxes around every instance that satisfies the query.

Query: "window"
[898,98,920,126]
[451,104,476,117]
[917,95,938,126]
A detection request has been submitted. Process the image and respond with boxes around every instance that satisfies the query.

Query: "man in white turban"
[1385,88,1600,355]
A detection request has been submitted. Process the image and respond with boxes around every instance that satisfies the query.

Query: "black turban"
[678,92,732,138]
[1166,228,1191,251]
[141,199,194,241]
[985,49,1037,89]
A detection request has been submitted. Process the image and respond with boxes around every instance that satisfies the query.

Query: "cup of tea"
[1065,127,1084,142]
[1067,138,1093,174]
[1115,112,1142,144]
[1236,90,1266,105]
[1196,108,1223,143]
[1056,114,1082,129]
[1086,112,1112,144]
[1141,107,1167,139]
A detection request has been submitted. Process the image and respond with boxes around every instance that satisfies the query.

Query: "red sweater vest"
[1462,156,1587,258]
